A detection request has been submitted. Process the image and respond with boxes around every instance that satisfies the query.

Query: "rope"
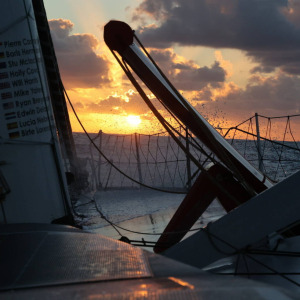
[97,210,205,236]
[81,193,207,237]
[202,224,300,287]
[224,114,300,182]
[63,85,188,195]
[134,33,259,198]
[0,10,30,35]
[110,48,248,205]
[92,198,300,288]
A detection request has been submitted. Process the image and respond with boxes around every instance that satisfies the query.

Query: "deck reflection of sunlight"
[169,277,195,290]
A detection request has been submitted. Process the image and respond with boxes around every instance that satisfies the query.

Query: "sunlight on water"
[78,190,226,252]
[73,128,300,251]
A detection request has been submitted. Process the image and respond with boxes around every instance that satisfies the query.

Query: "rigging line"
[247,249,300,257]
[81,194,210,236]
[258,113,300,119]
[223,126,238,138]
[287,117,300,150]
[120,47,247,194]
[265,119,283,182]
[234,116,254,128]
[122,58,189,145]
[170,124,216,164]
[133,33,259,196]
[202,224,300,287]
[121,51,218,169]
[119,52,188,146]
[140,125,182,136]
[154,135,165,185]
[149,62,256,195]
[183,126,217,165]
[135,30,222,150]
[155,96,217,164]
[202,225,237,256]
[233,128,300,152]
[146,135,162,186]
[62,85,187,195]
[116,52,245,205]
[221,117,255,138]
[80,193,226,236]
[119,52,215,170]
[242,253,300,286]
[275,117,290,178]
[134,32,192,113]
[261,118,270,157]
[243,118,252,157]
[93,200,123,237]
[143,84,214,162]
[98,213,204,236]
[232,128,237,144]
[183,127,214,156]
[0,13,29,35]
[210,123,255,197]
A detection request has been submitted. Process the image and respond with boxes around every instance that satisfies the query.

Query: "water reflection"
[92,198,225,252]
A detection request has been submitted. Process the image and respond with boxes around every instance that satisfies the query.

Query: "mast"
[32,0,77,173]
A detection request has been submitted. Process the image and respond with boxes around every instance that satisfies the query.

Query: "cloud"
[49,19,111,88]
[174,62,226,90]
[201,73,300,118]
[281,0,300,28]
[148,48,226,90]
[133,0,300,74]
[85,90,150,115]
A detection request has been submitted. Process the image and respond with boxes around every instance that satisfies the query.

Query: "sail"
[0,0,70,223]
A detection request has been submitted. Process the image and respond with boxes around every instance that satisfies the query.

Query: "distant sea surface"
[72,132,300,248]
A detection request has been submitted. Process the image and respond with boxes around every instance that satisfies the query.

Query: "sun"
[126,115,141,127]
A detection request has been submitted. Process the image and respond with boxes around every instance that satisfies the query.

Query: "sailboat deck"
[0,224,297,299]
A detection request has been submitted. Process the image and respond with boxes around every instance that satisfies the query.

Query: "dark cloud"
[49,19,110,88]
[281,0,300,28]
[202,74,300,118]
[133,0,300,74]
[249,49,300,74]
[149,49,226,90]
[174,62,226,90]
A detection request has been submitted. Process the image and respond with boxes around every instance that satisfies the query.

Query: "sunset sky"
[43,0,300,136]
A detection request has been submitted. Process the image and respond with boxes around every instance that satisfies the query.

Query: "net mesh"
[74,114,300,192]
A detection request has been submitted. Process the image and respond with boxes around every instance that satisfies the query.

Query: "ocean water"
[72,132,300,249]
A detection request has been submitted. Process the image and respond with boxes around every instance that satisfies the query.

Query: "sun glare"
[127,115,141,127]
